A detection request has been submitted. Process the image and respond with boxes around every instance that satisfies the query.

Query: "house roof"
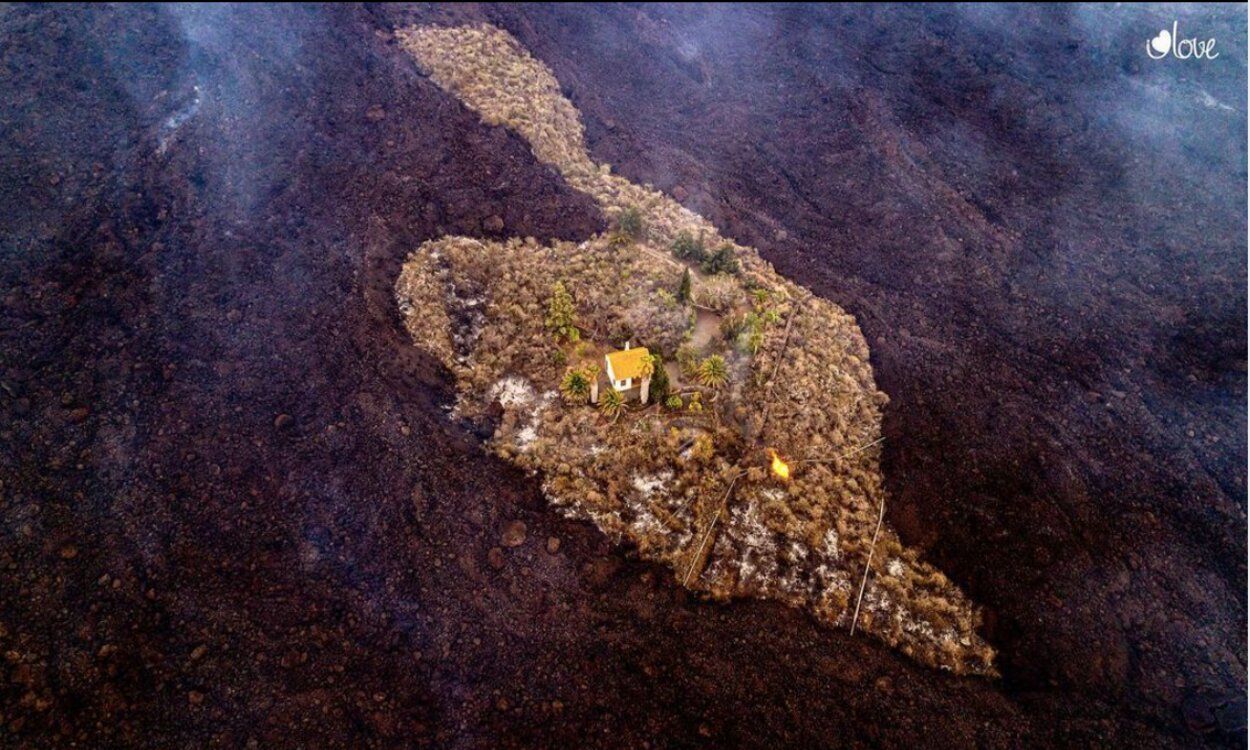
[605,346,651,381]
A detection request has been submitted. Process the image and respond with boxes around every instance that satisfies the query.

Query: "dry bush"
[693,275,742,313]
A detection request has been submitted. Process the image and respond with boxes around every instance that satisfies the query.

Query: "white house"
[604,342,653,404]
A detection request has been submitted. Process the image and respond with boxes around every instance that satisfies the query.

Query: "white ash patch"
[726,501,772,551]
[864,584,892,617]
[821,528,841,561]
[625,503,666,540]
[489,376,536,408]
[813,562,851,594]
[515,424,538,449]
[631,471,672,500]
[488,376,550,452]
[897,610,938,641]
[710,502,780,591]
[768,541,815,603]
[860,582,949,655]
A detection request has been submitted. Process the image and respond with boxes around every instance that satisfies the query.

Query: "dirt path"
[690,307,720,349]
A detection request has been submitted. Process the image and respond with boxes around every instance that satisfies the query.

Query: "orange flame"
[769,449,791,481]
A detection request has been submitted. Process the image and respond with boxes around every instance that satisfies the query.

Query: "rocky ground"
[0,4,1244,748]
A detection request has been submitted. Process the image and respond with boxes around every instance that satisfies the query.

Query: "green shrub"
[617,206,644,239]
[671,232,706,262]
[701,243,740,276]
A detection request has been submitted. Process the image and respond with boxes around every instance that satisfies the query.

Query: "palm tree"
[583,362,601,403]
[696,355,728,388]
[559,367,591,403]
[599,388,624,419]
[637,354,656,380]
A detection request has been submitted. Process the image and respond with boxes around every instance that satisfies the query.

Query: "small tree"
[599,388,624,419]
[696,354,728,388]
[559,367,592,404]
[617,206,644,239]
[664,393,683,410]
[701,244,740,276]
[545,281,580,342]
[676,268,692,304]
[672,232,706,262]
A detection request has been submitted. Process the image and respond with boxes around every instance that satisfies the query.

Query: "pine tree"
[545,281,580,342]
[648,354,670,402]
[677,268,692,304]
